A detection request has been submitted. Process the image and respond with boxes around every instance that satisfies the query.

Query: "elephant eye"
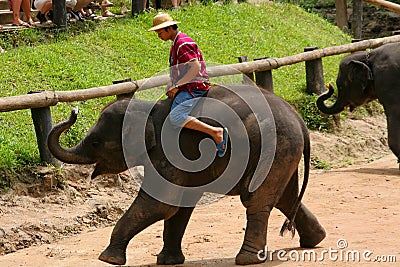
[92,141,101,148]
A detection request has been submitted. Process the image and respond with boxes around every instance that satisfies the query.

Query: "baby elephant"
[48,84,326,265]
[317,42,400,168]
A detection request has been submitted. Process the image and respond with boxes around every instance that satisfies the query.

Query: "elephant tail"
[280,129,310,238]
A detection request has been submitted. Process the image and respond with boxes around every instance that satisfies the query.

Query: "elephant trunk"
[47,107,96,164]
[316,83,349,115]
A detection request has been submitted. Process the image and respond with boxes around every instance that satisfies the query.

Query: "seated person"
[34,0,77,23]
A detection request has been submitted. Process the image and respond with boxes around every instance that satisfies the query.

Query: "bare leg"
[171,0,181,8]
[41,2,53,14]
[183,116,224,146]
[21,0,33,24]
[12,0,23,24]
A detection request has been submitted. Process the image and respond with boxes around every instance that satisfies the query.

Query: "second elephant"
[317,42,400,167]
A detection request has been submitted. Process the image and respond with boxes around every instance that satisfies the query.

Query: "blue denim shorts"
[169,89,208,128]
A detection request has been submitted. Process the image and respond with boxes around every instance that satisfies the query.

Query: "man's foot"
[216,127,228,157]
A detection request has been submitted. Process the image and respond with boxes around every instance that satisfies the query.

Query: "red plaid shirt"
[169,32,210,92]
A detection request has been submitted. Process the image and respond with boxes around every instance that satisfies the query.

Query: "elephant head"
[47,99,157,179]
[317,51,377,114]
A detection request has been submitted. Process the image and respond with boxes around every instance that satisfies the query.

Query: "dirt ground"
[1,2,399,266]
[0,112,399,266]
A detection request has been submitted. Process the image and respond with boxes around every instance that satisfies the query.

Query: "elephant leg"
[236,200,272,265]
[386,113,400,167]
[276,170,326,248]
[98,189,179,265]
[157,207,195,265]
[293,203,326,248]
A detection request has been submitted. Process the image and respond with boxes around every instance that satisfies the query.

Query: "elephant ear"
[123,111,156,154]
[144,115,156,150]
[348,60,373,94]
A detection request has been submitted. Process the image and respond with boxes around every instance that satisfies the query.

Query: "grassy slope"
[0,3,351,171]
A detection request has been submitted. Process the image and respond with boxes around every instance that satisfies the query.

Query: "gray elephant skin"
[48,84,326,265]
[317,42,400,166]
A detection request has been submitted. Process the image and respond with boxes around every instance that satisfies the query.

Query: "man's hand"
[166,86,179,99]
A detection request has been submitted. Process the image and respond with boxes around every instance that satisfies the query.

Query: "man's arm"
[166,59,201,98]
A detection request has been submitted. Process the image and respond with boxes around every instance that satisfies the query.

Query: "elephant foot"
[299,227,326,248]
[235,248,266,265]
[294,204,326,248]
[157,248,185,265]
[98,246,126,265]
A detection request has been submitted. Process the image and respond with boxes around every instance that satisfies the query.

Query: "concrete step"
[0,0,10,11]
[0,10,13,25]
[0,10,38,25]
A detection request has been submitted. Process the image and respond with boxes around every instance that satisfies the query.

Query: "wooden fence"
[1,34,400,164]
[336,0,400,39]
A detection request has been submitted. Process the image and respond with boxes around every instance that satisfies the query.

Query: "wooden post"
[53,0,67,28]
[237,56,254,84]
[304,46,325,95]
[132,0,145,16]
[113,78,135,99]
[352,0,363,39]
[335,0,348,31]
[29,91,58,164]
[254,57,274,93]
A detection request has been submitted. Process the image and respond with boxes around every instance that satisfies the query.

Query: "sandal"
[216,127,228,157]
[12,21,32,28]
[102,10,115,17]
[85,13,97,20]
[87,2,101,9]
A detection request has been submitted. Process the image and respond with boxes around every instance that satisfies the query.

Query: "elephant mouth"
[91,160,128,179]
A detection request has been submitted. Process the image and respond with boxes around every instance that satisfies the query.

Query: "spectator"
[100,0,115,17]
[73,0,114,20]
[11,0,35,27]
[34,0,77,23]
[171,0,180,9]
[34,0,52,23]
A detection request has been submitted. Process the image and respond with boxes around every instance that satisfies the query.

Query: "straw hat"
[148,13,180,32]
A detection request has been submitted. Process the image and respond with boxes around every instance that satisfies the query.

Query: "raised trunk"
[316,83,349,115]
[47,107,95,164]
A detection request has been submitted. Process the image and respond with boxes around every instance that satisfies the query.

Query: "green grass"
[0,2,351,179]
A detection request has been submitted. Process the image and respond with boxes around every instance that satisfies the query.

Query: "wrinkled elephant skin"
[48,85,326,265]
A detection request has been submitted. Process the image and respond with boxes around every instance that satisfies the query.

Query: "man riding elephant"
[148,12,228,157]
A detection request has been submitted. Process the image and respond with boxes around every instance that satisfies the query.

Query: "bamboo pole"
[1,35,400,112]
[363,0,400,13]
